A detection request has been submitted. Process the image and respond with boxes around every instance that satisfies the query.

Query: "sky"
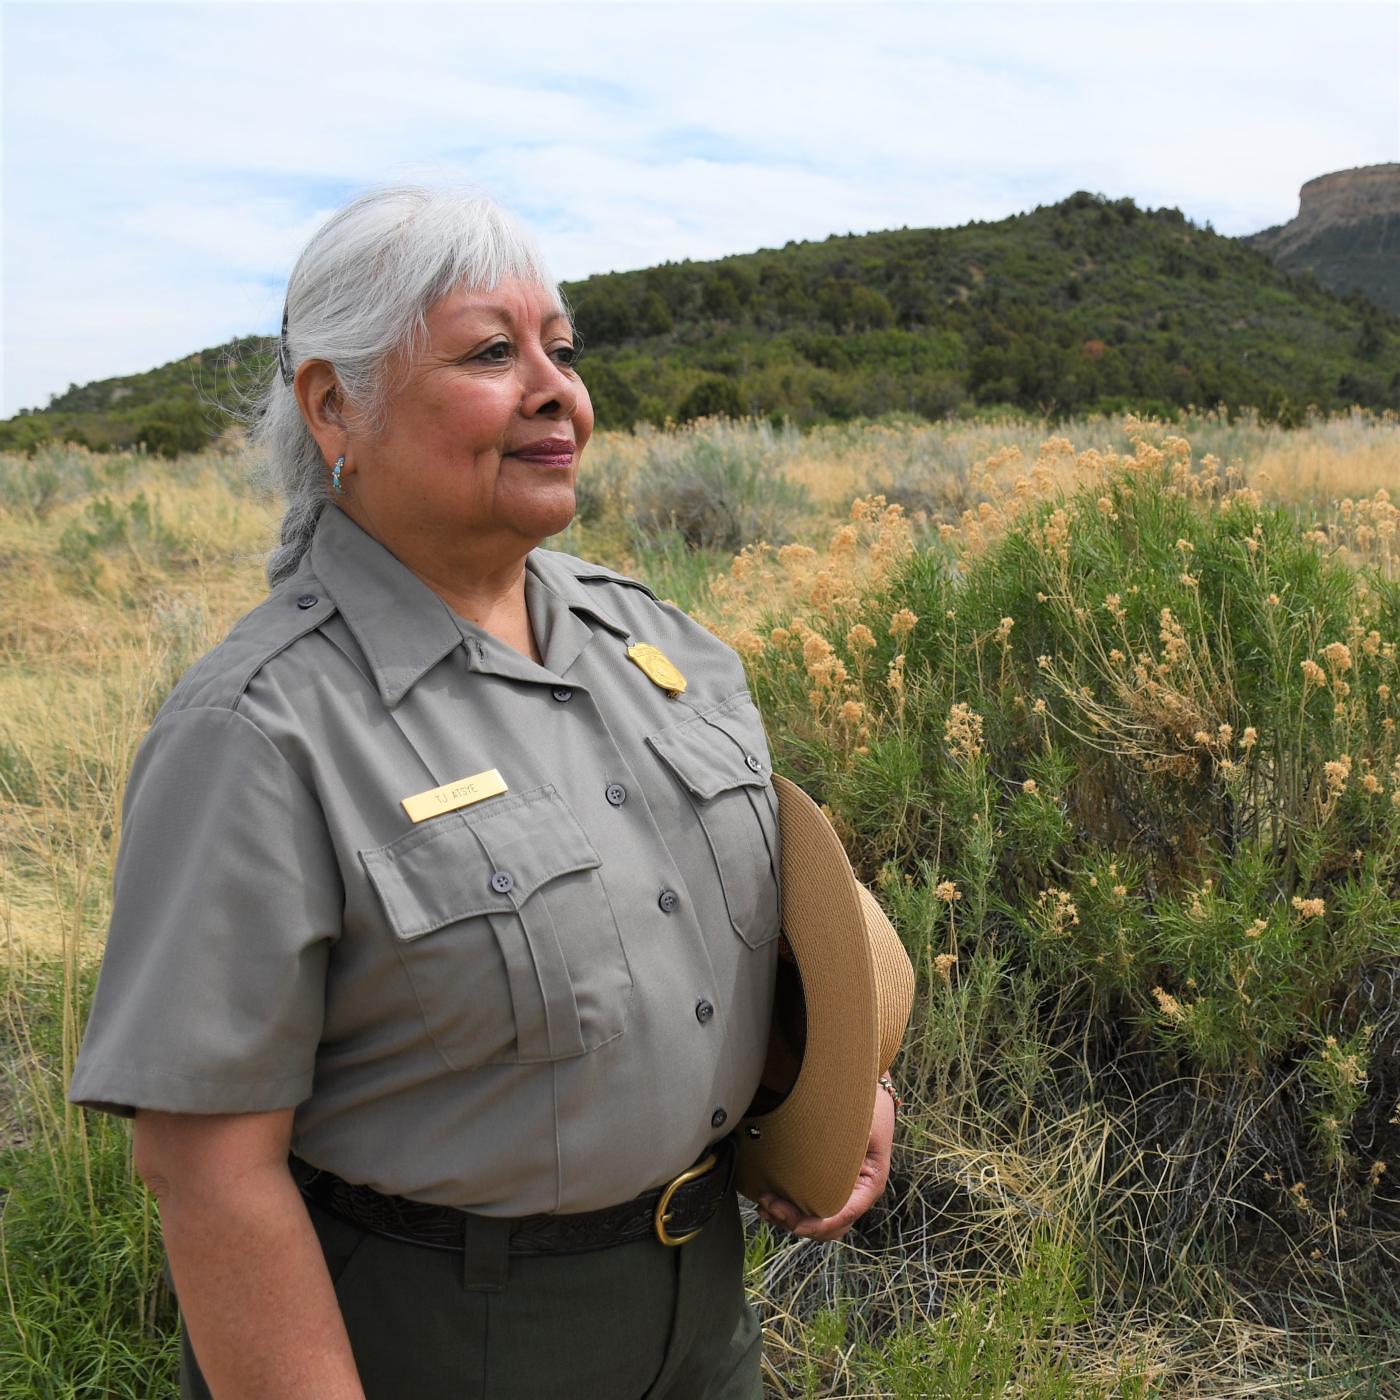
[3,0,1398,417]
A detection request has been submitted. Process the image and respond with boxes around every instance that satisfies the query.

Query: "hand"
[755,1080,896,1241]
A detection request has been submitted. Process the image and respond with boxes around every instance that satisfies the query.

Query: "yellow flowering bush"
[722,427,1400,1256]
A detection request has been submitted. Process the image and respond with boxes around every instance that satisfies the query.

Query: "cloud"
[3,0,1396,414]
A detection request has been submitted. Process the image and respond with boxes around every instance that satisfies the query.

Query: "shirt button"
[552,687,573,703]
[711,1108,728,1130]
[658,889,680,914]
[744,753,762,773]
[296,594,318,610]
[695,999,714,1024]
[490,870,514,894]
[605,783,627,807]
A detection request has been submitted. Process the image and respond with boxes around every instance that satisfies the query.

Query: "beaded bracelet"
[877,1074,902,1116]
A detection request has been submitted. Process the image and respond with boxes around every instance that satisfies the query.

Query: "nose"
[519,344,580,421]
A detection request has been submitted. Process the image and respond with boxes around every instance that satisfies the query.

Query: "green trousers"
[178,1187,762,1399]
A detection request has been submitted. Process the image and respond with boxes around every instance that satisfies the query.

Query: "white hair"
[252,185,563,586]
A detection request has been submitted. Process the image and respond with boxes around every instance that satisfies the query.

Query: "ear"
[293,359,350,468]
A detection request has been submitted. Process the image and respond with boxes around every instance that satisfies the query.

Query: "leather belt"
[290,1137,736,1257]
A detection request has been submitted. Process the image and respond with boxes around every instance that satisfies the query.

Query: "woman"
[69,186,893,1399]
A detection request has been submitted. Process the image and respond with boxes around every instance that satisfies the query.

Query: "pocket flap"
[360,785,601,942]
[648,699,771,802]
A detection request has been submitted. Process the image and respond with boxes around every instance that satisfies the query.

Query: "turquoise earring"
[332,455,344,495]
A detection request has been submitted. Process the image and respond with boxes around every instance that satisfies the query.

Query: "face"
[337,278,593,569]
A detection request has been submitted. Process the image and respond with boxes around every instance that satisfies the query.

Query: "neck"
[335,504,542,662]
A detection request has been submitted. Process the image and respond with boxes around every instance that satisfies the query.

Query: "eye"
[472,341,512,364]
[552,340,583,368]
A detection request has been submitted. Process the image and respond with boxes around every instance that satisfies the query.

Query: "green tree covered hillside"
[1,338,274,456]
[568,193,1400,426]
[4,192,1397,453]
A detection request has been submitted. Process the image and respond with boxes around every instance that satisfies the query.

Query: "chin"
[515,487,578,543]
[535,510,577,543]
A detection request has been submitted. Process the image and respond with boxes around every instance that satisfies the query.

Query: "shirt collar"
[308,507,633,707]
[525,548,634,648]
[309,505,464,707]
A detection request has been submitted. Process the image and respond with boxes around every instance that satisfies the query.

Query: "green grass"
[4,420,1400,1395]
[1,963,179,1398]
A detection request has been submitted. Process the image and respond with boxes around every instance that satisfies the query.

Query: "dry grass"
[3,414,1399,1396]
[585,407,1399,538]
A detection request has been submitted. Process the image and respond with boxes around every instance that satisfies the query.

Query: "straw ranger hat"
[736,774,916,1220]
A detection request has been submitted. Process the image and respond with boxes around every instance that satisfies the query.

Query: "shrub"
[628,418,810,552]
[0,444,103,520]
[55,491,187,580]
[676,374,743,423]
[570,442,632,527]
[134,401,209,459]
[710,428,1400,1305]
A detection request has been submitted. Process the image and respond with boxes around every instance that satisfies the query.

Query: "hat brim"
[735,775,887,1220]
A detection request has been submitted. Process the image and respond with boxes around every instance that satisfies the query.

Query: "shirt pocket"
[359,785,633,1070]
[647,694,781,950]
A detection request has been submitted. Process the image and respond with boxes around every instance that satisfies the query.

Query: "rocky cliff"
[1244,164,1400,313]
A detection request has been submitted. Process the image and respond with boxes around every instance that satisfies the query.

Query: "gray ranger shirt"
[69,504,780,1215]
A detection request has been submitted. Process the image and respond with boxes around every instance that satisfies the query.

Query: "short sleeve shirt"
[69,505,780,1215]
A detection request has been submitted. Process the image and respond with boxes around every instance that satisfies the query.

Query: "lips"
[508,437,575,467]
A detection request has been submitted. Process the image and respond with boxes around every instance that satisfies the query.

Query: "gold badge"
[401,768,508,824]
[627,643,687,698]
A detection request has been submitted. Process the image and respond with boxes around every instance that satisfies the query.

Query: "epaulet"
[538,550,660,602]
[160,578,339,715]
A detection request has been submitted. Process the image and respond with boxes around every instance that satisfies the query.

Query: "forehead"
[424,280,569,338]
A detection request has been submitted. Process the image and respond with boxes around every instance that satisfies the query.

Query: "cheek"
[573,381,596,448]
[432,389,516,456]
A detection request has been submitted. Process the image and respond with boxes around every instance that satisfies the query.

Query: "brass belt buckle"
[654,1152,717,1247]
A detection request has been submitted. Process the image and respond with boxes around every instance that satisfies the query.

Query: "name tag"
[401,769,508,824]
